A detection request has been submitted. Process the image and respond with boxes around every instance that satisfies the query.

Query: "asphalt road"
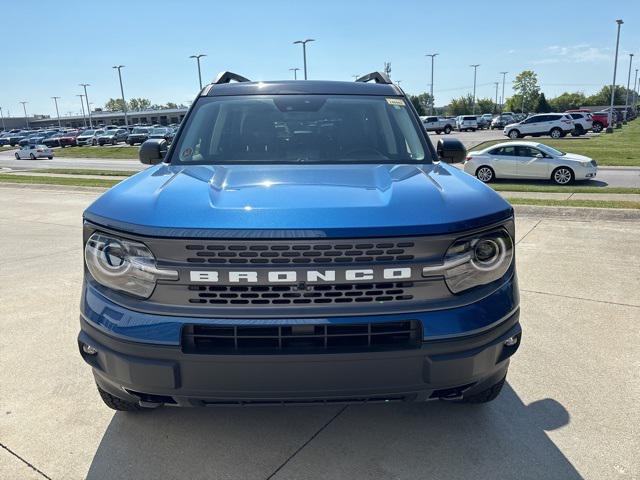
[0,185,638,480]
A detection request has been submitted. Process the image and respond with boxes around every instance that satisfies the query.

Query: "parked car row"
[0,123,179,148]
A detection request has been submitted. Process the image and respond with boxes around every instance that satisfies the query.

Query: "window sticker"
[386,98,405,106]
[181,147,193,159]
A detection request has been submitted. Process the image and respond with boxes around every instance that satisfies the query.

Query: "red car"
[566,109,608,133]
[59,130,80,147]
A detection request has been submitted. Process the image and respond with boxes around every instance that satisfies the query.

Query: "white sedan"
[463,141,598,185]
[14,144,54,160]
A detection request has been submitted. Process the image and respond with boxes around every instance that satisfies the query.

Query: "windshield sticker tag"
[386,98,405,106]
[181,147,193,159]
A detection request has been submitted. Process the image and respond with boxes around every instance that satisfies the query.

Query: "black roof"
[203,80,403,97]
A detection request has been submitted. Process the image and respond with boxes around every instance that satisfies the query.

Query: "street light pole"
[77,94,87,128]
[634,69,639,109]
[494,82,499,113]
[0,106,5,131]
[113,65,129,126]
[470,64,480,114]
[289,67,300,80]
[500,72,508,112]
[20,101,29,129]
[189,54,207,90]
[623,53,634,124]
[79,84,92,128]
[426,53,438,115]
[51,96,61,127]
[607,19,623,133]
[293,39,315,80]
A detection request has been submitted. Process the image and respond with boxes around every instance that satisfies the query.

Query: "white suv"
[566,112,593,136]
[504,113,574,139]
[457,115,478,131]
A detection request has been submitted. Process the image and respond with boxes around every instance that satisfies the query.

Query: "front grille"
[201,396,409,406]
[184,241,416,265]
[182,320,421,354]
[187,282,414,305]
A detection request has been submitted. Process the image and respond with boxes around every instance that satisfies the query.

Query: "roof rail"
[355,72,392,85]
[213,71,251,84]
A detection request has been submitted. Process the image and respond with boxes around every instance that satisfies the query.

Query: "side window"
[489,147,503,155]
[501,146,516,156]
[516,146,541,157]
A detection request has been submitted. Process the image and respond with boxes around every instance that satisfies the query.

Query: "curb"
[513,204,640,221]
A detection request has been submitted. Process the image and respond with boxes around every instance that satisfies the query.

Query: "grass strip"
[52,146,138,159]
[28,168,135,176]
[491,184,640,194]
[0,174,119,188]
[507,197,640,209]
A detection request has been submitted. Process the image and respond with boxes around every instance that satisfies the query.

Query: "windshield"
[82,130,95,135]
[133,127,149,134]
[151,128,167,134]
[171,95,428,164]
[540,145,565,156]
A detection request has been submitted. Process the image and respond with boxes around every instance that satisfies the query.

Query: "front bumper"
[79,276,521,406]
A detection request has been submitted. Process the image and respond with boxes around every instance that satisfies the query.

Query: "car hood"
[561,153,592,163]
[84,163,513,238]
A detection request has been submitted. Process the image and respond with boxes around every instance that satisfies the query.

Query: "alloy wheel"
[553,168,572,185]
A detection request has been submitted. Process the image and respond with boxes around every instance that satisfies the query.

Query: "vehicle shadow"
[491,178,609,188]
[86,383,581,480]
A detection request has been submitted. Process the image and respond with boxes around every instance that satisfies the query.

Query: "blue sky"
[1,0,638,118]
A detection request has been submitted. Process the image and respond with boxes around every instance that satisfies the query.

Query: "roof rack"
[213,71,251,84]
[355,72,392,85]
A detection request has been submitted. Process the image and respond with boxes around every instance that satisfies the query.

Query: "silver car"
[463,141,598,185]
[14,144,54,160]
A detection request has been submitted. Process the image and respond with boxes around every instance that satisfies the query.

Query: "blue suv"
[79,71,521,410]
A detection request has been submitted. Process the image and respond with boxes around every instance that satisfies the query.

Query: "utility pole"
[20,101,29,129]
[189,54,207,90]
[77,94,87,128]
[494,82,499,113]
[607,19,623,133]
[79,84,92,127]
[113,65,129,126]
[0,106,5,131]
[51,97,61,127]
[500,72,508,112]
[623,53,634,124]
[470,64,480,114]
[383,62,391,79]
[289,67,300,80]
[293,39,315,80]
[634,69,639,109]
[426,53,438,115]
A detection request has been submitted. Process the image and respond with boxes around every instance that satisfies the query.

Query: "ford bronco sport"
[79,71,521,410]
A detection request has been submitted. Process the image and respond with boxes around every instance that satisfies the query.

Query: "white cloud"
[540,44,610,63]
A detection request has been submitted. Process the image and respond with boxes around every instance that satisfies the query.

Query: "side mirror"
[139,139,168,165]
[436,138,466,164]
[534,153,544,158]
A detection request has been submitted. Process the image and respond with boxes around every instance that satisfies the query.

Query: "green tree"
[548,92,586,112]
[104,98,126,112]
[128,98,151,111]
[476,98,495,114]
[535,93,552,113]
[511,70,540,112]
[447,94,475,115]
[409,93,434,116]
[584,85,630,106]
[165,102,178,109]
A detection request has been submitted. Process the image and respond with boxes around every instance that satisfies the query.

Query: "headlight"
[422,228,513,293]
[84,232,178,298]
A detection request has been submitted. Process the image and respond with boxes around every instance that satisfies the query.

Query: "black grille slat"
[187,282,414,305]
[182,320,421,354]
[184,240,414,264]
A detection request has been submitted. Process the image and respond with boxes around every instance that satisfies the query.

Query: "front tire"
[97,385,144,412]
[92,139,97,146]
[476,166,495,183]
[29,153,35,160]
[550,128,562,139]
[508,129,520,139]
[460,376,506,403]
[14,153,19,159]
[444,125,452,134]
[592,122,603,133]
[552,167,574,185]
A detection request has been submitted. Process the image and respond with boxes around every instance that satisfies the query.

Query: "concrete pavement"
[0,186,639,480]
